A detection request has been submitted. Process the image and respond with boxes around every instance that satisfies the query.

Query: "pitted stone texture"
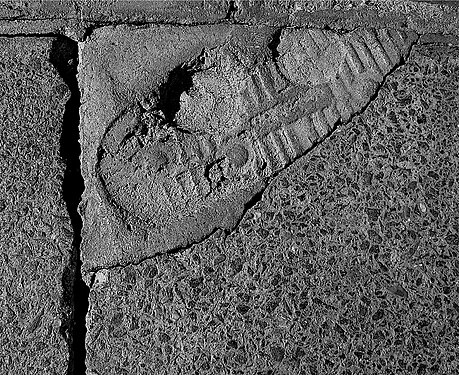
[0,38,71,374]
[86,44,459,374]
[80,25,416,271]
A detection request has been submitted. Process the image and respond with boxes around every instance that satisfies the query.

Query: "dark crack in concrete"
[49,36,88,375]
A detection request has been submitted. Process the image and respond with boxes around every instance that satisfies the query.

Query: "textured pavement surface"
[0,37,71,374]
[0,1,458,375]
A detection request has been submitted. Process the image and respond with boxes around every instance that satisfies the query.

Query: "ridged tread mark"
[243,64,282,109]
[312,109,329,137]
[350,34,384,77]
[377,28,400,64]
[242,75,260,108]
[91,28,421,280]
[261,135,281,174]
[113,28,418,213]
[278,126,302,159]
[245,27,419,204]
[305,115,321,140]
[362,29,392,73]
[251,71,271,104]
[250,95,302,138]
[266,131,289,167]
[340,58,355,86]
[327,28,417,126]
[255,27,418,170]
[309,29,329,52]
[335,70,360,112]
[342,39,365,74]
[276,128,294,162]
[253,65,275,102]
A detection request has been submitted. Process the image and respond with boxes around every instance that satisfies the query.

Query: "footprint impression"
[97,27,417,248]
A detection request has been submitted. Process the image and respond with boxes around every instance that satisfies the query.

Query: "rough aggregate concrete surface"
[0,1,458,375]
[0,37,71,374]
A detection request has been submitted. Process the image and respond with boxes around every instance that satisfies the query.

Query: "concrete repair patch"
[79,24,417,271]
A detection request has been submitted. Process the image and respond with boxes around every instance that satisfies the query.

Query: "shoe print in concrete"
[81,26,417,270]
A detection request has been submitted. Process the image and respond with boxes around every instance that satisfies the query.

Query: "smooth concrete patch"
[79,24,417,271]
[0,37,71,375]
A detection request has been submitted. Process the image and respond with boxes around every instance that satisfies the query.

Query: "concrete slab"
[0,1,455,373]
[0,38,71,374]
[85,42,459,375]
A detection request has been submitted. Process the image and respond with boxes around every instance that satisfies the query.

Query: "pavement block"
[0,37,72,375]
